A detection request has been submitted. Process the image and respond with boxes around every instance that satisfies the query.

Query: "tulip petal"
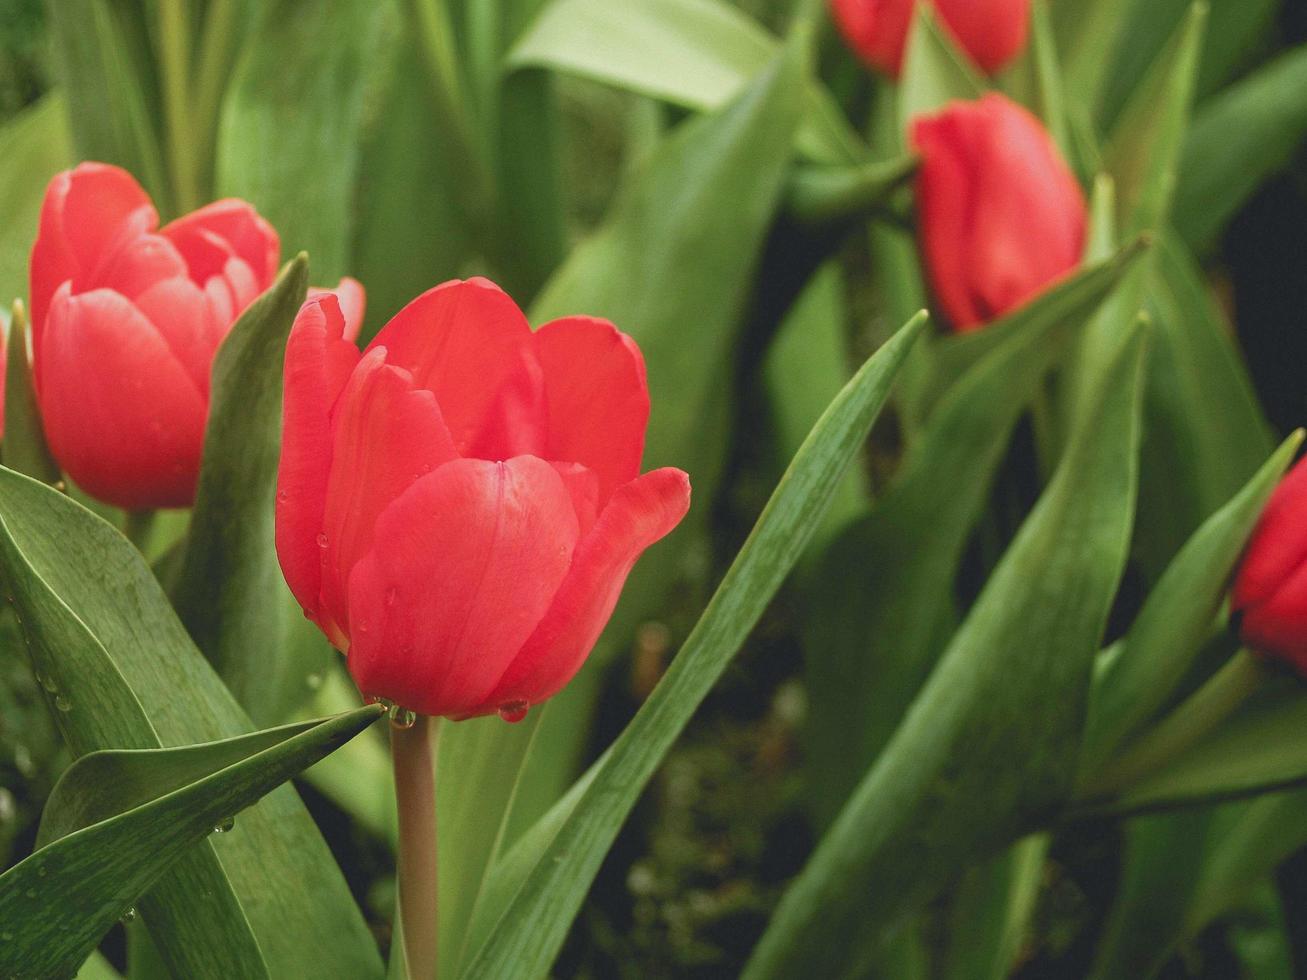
[534,316,650,507]
[162,199,280,289]
[275,296,362,636]
[1233,459,1307,614]
[936,0,1031,75]
[550,461,601,539]
[345,456,580,718]
[472,467,691,715]
[93,233,189,301]
[132,277,230,397]
[365,278,545,459]
[309,277,367,342]
[318,346,459,635]
[30,163,157,347]
[38,284,206,509]
[1239,557,1307,672]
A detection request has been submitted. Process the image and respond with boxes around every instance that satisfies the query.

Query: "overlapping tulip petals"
[830,0,1030,78]
[277,278,691,721]
[912,93,1087,332]
[28,162,364,510]
[1233,459,1307,673]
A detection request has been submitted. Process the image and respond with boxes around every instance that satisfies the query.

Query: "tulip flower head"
[912,93,1087,332]
[830,0,1031,77]
[1232,458,1307,674]
[276,278,691,721]
[27,162,361,510]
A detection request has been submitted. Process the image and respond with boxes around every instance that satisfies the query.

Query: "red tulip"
[912,93,1087,332]
[830,0,1030,77]
[1232,458,1307,673]
[28,162,363,510]
[275,278,691,721]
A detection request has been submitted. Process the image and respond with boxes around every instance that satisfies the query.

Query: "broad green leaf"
[351,31,476,337]
[46,0,168,209]
[0,707,382,979]
[1102,3,1206,236]
[461,312,930,979]
[216,0,382,281]
[170,255,328,725]
[785,155,915,227]
[805,243,1147,825]
[507,0,863,163]
[747,323,1147,979]
[76,951,122,980]
[1134,232,1273,578]
[897,4,985,132]
[1081,433,1301,777]
[1085,683,1307,816]
[1175,45,1307,252]
[1026,0,1071,160]
[1052,0,1134,112]
[2,302,59,484]
[0,94,71,309]
[0,468,383,978]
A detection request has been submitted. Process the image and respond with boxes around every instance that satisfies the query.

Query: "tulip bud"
[28,163,362,510]
[275,278,691,721]
[830,0,1031,78]
[911,93,1087,332]
[1232,458,1307,673]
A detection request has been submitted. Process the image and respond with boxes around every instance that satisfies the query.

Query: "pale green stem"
[124,509,157,554]
[1089,649,1268,799]
[156,0,200,213]
[191,0,241,194]
[393,714,442,979]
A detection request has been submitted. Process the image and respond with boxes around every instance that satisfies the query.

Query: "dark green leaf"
[170,255,328,725]
[2,301,59,484]
[0,707,381,980]
[747,323,1147,978]
[0,468,383,978]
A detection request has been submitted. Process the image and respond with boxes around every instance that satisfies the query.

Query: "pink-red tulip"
[912,93,1087,332]
[830,0,1030,78]
[28,162,363,510]
[275,277,691,721]
[1232,458,1307,674]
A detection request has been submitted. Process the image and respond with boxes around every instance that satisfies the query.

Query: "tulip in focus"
[1232,457,1307,674]
[830,0,1030,77]
[28,162,362,510]
[276,277,691,721]
[912,93,1087,332]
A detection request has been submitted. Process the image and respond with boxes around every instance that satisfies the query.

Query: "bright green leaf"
[897,4,985,134]
[0,94,71,309]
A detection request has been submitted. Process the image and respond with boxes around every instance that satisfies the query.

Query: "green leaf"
[0,468,383,978]
[460,312,930,979]
[1085,683,1307,816]
[1134,231,1273,578]
[1082,433,1302,778]
[2,301,60,484]
[507,0,863,163]
[784,155,916,227]
[1102,3,1206,236]
[46,0,168,210]
[804,243,1148,825]
[0,706,382,979]
[746,322,1148,979]
[0,94,71,310]
[1175,44,1307,252]
[76,950,122,980]
[1052,0,1133,112]
[216,0,383,281]
[170,255,327,725]
[1025,0,1071,160]
[942,836,1049,980]
[896,3,985,133]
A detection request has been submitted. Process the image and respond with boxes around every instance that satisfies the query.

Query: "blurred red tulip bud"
[830,0,1030,77]
[1232,458,1307,673]
[28,163,363,509]
[912,93,1087,332]
[275,278,691,721]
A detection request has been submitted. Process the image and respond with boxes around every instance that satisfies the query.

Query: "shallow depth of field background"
[3,0,1307,977]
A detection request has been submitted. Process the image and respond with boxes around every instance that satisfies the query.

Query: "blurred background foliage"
[2,0,1307,976]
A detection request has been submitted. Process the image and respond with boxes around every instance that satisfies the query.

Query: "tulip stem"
[1088,649,1268,799]
[392,713,441,980]
[124,509,157,554]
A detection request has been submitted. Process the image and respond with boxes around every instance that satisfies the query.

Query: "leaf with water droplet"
[388,705,417,730]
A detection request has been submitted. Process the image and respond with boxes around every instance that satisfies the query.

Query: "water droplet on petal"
[213,816,235,835]
[277,490,289,504]
[385,586,398,607]
[120,907,137,924]
[388,704,417,730]
[316,533,328,549]
[497,700,529,724]
[54,694,71,712]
